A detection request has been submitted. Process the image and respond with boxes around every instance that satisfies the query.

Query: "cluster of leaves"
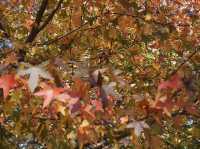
[0,0,200,148]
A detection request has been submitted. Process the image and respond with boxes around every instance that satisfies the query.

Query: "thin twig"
[37,11,173,46]
[110,12,190,27]
[36,11,114,46]
[167,48,199,79]
[37,22,89,45]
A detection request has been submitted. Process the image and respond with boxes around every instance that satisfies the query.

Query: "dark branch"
[26,0,63,43]
[0,13,10,37]
[38,0,63,31]
[26,0,48,43]
[35,0,48,25]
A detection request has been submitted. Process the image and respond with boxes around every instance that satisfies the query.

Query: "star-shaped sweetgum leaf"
[17,62,53,92]
[34,86,65,108]
[56,92,81,115]
[158,74,182,90]
[0,74,17,98]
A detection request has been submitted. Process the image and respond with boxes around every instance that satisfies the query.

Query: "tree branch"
[110,12,190,29]
[35,0,48,25]
[26,0,63,43]
[38,0,63,31]
[36,11,115,46]
[167,48,199,79]
[37,22,89,45]
[26,0,48,43]
[0,13,10,37]
[36,11,175,46]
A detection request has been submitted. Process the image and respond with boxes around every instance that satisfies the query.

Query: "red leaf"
[82,104,96,119]
[91,100,104,112]
[34,85,65,108]
[158,74,182,90]
[56,92,80,114]
[72,78,89,99]
[150,94,174,117]
[155,99,174,117]
[0,74,17,98]
[0,116,4,124]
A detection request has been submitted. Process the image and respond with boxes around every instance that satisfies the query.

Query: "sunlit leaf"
[126,120,149,137]
[17,62,53,92]
[0,74,17,98]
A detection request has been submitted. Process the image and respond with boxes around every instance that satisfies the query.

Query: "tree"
[0,0,199,148]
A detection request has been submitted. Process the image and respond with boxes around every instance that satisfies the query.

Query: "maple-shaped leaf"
[82,104,96,119]
[102,82,119,98]
[17,62,53,92]
[100,82,122,107]
[54,102,66,116]
[126,120,149,137]
[23,18,34,31]
[56,92,80,113]
[158,74,182,90]
[91,100,104,112]
[154,99,174,117]
[150,92,175,117]
[112,69,127,87]
[120,115,129,124]
[34,86,65,108]
[0,74,17,98]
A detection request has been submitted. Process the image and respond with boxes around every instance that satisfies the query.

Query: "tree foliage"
[0,0,200,148]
